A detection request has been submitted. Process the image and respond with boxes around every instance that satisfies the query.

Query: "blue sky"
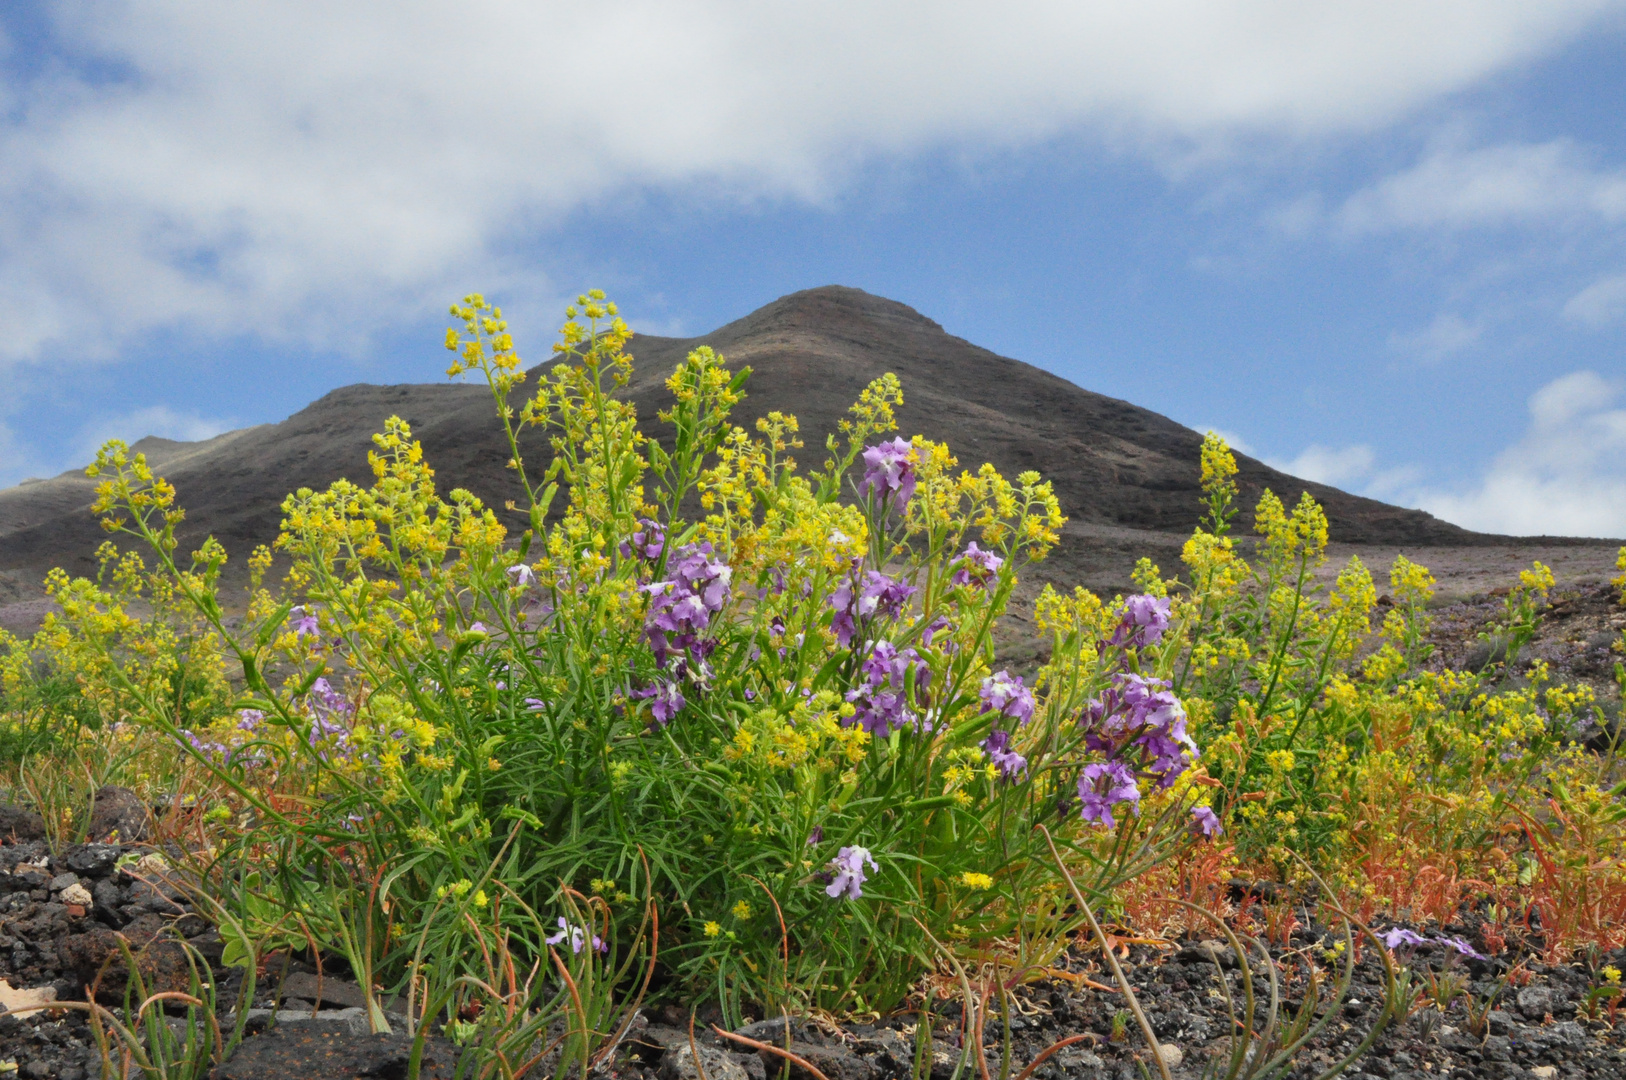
[2,2,1625,536]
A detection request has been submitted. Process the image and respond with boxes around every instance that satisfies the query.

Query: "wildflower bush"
[0,290,1621,1045]
[0,293,1228,1022]
[1157,435,1626,953]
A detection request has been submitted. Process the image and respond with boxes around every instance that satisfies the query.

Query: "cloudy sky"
[2,1,1625,537]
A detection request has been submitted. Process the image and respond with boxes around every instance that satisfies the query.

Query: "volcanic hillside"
[0,286,1553,608]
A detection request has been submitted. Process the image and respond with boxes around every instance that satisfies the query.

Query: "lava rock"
[1516,986,1559,1019]
[0,806,45,843]
[59,912,192,1001]
[762,1042,876,1080]
[662,1043,749,1080]
[86,786,148,844]
[209,1025,462,1079]
[278,971,372,1010]
[1179,940,1239,969]
[62,845,119,878]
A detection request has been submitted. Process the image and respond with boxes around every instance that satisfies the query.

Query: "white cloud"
[1339,138,1626,234]
[0,406,232,490]
[72,406,231,464]
[1410,370,1626,537]
[1267,443,1376,487]
[1387,312,1482,363]
[0,2,1617,363]
[1563,273,1626,328]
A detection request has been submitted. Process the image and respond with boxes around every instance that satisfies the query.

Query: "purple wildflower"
[180,730,229,761]
[620,518,666,561]
[1380,927,1429,950]
[524,698,546,712]
[290,606,320,639]
[1079,673,1196,788]
[1106,594,1172,649]
[1191,805,1222,838]
[824,846,878,901]
[979,670,1035,726]
[309,677,352,718]
[633,682,685,727]
[1439,936,1486,960]
[236,709,264,732]
[645,543,731,667]
[950,542,1004,588]
[829,570,916,647]
[860,438,916,504]
[1078,761,1140,829]
[507,563,536,587]
[981,729,1028,781]
[845,640,930,736]
[807,826,824,846]
[546,916,608,955]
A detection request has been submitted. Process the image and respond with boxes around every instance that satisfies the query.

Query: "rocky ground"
[0,791,1618,1077]
[0,577,1617,1077]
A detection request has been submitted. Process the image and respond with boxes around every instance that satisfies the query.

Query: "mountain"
[0,286,1566,608]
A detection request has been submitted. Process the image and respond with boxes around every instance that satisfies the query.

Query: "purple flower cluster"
[632,681,686,728]
[861,438,916,504]
[1070,595,1200,829]
[845,641,931,736]
[979,670,1034,726]
[1077,761,1141,828]
[644,541,731,670]
[829,570,916,647]
[980,729,1027,781]
[1105,594,1172,650]
[950,542,1003,589]
[1081,673,1195,789]
[180,729,229,761]
[620,518,666,562]
[825,845,878,900]
[304,677,354,757]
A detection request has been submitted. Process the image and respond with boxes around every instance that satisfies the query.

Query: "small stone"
[1531,1067,1557,1079]
[662,1044,749,1080]
[1153,1043,1183,1069]
[1485,1009,1516,1035]
[1544,1020,1587,1048]
[47,873,77,893]
[60,883,92,907]
[1179,939,1238,969]
[1516,986,1558,1019]
[133,852,168,876]
[63,845,119,878]
[64,905,86,919]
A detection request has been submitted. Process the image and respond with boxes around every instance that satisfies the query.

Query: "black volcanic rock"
[0,286,1566,601]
